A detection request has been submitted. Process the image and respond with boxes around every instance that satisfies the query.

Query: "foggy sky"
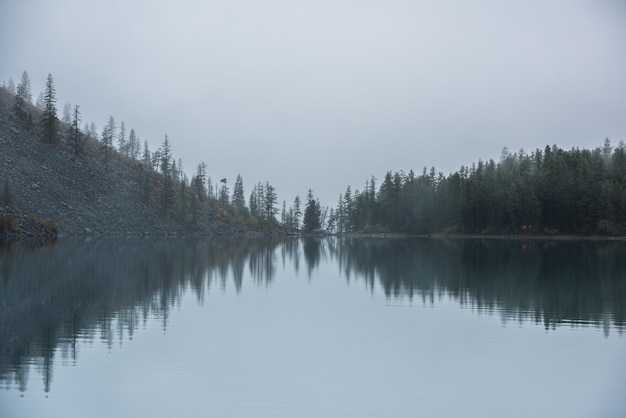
[1,0,625,206]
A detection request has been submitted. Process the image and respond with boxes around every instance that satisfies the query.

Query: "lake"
[1,237,625,418]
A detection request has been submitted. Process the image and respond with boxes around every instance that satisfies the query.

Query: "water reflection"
[326,238,626,333]
[1,237,625,393]
[0,237,288,393]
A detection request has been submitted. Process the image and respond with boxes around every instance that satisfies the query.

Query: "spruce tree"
[142,140,152,169]
[62,102,72,140]
[159,135,173,207]
[159,135,171,176]
[264,182,277,220]
[88,122,97,140]
[249,185,259,216]
[128,128,139,161]
[101,116,115,170]
[14,71,33,121]
[19,71,32,103]
[232,174,246,211]
[72,105,81,154]
[179,174,188,218]
[118,121,127,155]
[293,195,302,229]
[14,82,26,121]
[281,201,287,225]
[7,77,15,94]
[42,73,58,143]
[194,162,207,200]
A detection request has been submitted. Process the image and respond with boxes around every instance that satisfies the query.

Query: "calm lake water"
[1,237,625,418]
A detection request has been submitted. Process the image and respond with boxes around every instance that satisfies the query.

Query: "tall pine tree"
[42,73,58,143]
[101,116,115,170]
[232,174,246,211]
[19,71,32,103]
[72,105,81,154]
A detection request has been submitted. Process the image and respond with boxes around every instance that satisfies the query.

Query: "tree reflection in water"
[0,237,288,393]
[0,237,624,392]
[329,238,626,332]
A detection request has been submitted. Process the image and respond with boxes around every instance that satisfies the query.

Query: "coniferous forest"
[2,71,625,237]
[329,141,626,236]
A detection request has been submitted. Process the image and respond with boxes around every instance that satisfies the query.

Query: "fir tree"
[101,116,115,170]
[292,195,302,229]
[264,182,277,220]
[41,73,58,143]
[194,162,207,200]
[72,105,81,154]
[128,128,139,161]
[14,71,33,121]
[19,71,32,103]
[142,140,151,168]
[14,82,27,121]
[281,200,287,225]
[7,77,15,94]
[159,135,173,206]
[62,102,72,139]
[118,121,127,155]
[232,174,246,211]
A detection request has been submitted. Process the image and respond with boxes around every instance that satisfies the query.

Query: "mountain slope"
[0,87,251,236]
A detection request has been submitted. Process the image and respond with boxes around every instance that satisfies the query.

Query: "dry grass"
[41,219,59,234]
[0,215,20,233]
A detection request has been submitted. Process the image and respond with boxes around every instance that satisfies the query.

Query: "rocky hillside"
[0,87,259,237]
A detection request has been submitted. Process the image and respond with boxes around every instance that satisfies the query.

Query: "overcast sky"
[1,0,625,206]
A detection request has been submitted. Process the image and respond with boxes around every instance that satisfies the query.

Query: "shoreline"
[332,232,626,242]
[429,233,626,242]
[2,228,626,242]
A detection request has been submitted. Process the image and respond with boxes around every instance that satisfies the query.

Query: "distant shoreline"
[332,232,626,242]
[3,225,626,242]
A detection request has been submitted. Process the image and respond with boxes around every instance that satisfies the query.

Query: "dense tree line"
[328,140,626,235]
